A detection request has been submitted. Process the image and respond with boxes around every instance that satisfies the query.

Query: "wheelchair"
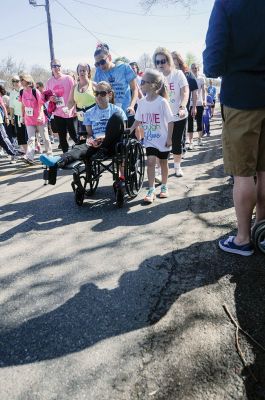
[251,219,265,254]
[43,130,145,208]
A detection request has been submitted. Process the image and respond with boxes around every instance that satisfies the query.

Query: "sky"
[1,0,215,71]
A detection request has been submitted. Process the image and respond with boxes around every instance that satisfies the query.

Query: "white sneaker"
[197,139,203,146]
[187,143,193,151]
[175,167,183,177]
[10,156,17,164]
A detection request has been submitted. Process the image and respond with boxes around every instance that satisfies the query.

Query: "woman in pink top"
[19,74,52,164]
[45,59,78,153]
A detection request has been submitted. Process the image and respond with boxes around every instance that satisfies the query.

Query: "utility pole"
[29,0,55,62]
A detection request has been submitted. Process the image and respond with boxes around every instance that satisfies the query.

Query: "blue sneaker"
[219,236,254,256]
[39,154,61,167]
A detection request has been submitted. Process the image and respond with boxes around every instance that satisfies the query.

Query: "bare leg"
[147,155,156,188]
[233,176,256,245]
[173,154,182,164]
[188,131,193,145]
[160,159,169,185]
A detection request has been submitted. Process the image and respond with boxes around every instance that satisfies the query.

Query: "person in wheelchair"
[40,81,127,180]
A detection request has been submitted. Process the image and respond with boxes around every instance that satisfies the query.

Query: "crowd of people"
[0,44,217,196]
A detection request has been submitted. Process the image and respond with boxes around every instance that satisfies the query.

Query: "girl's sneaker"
[144,188,156,203]
[159,184,169,198]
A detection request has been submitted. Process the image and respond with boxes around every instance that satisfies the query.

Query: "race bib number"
[25,107,34,117]
[77,111,84,121]
[56,97,65,107]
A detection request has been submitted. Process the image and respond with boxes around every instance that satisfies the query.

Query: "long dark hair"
[94,43,109,57]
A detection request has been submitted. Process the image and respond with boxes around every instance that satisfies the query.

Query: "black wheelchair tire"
[75,188,84,206]
[252,220,265,254]
[116,187,124,208]
[125,141,145,198]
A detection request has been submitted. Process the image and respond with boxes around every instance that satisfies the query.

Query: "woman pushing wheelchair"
[40,81,127,182]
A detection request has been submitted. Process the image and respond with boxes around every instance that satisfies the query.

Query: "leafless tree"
[140,0,197,13]
[185,52,198,67]
[30,64,51,84]
[137,53,153,72]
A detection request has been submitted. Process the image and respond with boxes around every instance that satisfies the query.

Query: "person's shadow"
[1,238,265,400]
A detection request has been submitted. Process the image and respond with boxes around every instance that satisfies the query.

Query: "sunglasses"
[51,64,61,68]
[12,80,19,83]
[140,79,151,85]
[155,59,167,65]
[94,90,110,97]
[94,58,107,68]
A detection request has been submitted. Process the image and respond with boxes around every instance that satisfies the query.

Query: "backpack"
[20,87,38,101]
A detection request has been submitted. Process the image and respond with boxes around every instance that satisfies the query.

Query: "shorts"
[222,105,265,176]
[188,105,203,132]
[146,147,170,159]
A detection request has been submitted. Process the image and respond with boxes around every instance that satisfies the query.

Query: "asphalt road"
[1,114,265,400]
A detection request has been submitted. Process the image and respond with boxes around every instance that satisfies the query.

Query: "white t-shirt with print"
[135,96,174,152]
[9,89,22,116]
[165,69,188,121]
[190,75,206,106]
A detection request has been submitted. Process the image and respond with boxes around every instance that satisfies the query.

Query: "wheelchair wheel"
[125,141,145,198]
[84,161,99,196]
[116,187,124,208]
[252,220,265,254]
[75,188,84,206]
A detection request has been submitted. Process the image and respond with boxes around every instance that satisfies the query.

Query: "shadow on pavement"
[0,180,233,241]
[0,239,264,400]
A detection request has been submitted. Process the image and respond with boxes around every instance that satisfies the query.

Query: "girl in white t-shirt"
[130,69,174,203]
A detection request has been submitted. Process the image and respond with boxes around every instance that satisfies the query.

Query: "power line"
[53,0,103,44]
[53,0,121,56]
[71,0,208,18]
[0,22,46,41]
[53,21,184,44]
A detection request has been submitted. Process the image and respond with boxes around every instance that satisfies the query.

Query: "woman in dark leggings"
[153,47,189,177]
[40,81,127,181]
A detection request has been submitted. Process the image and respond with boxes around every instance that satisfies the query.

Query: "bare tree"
[0,56,26,89]
[185,52,198,67]
[140,0,197,13]
[30,64,51,85]
[137,53,153,72]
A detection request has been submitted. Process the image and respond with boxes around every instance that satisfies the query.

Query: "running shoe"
[175,167,183,177]
[21,157,35,165]
[144,188,156,203]
[159,184,169,198]
[187,143,194,151]
[218,236,254,256]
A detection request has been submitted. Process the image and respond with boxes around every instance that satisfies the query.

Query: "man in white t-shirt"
[188,64,206,149]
